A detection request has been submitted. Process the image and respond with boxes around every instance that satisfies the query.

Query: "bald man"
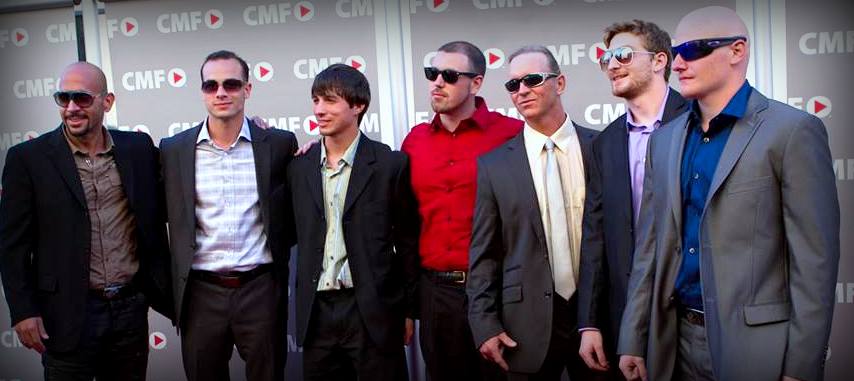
[617,6,839,381]
[0,62,172,380]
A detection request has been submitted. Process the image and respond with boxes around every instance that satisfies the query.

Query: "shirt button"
[449,160,455,166]
[688,247,696,254]
[693,173,699,180]
[703,137,710,143]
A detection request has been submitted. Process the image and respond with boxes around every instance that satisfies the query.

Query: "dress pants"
[419,272,506,381]
[180,271,286,381]
[303,288,409,381]
[675,315,715,381]
[42,291,149,381]
[507,294,609,381]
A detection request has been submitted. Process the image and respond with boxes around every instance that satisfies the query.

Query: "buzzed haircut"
[312,63,371,124]
[603,19,673,81]
[200,50,250,82]
[437,41,487,76]
[507,45,561,74]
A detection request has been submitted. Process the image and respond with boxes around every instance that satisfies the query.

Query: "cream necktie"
[544,138,575,300]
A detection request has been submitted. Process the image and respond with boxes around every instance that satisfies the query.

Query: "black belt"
[425,270,466,285]
[678,306,705,326]
[89,283,136,301]
[191,264,272,288]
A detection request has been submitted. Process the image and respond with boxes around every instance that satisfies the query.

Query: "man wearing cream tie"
[467,45,606,381]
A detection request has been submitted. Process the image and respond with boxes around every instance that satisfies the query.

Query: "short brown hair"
[603,20,672,81]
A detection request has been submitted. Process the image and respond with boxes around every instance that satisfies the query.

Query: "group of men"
[0,5,839,381]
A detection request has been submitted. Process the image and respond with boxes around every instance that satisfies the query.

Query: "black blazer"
[467,122,597,373]
[0,126,172,352]
[576,89,688,352]
[159,120,298,326]
[288,133,419,352]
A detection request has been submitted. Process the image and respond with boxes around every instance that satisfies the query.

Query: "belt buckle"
[452,271,466,284]
[102,284,123,299]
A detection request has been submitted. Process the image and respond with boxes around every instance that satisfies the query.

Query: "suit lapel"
[111,131,136,209]
[179,125,201,229]
[705,90,768,208]
[605,118,635,223]
[667,113,691,234]
[45,126,87,208]
[506,134,548,251]
[343,134,375,216]
[249,123,272,231]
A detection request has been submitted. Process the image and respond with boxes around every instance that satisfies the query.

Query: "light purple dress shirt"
[626,88,669,226]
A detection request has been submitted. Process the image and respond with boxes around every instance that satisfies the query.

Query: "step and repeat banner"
[0,0,852,380]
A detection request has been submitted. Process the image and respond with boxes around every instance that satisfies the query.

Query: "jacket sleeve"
[577,141,605,330]
[0,146,39,326]
[466,157,506,347]
[392,154,420,319]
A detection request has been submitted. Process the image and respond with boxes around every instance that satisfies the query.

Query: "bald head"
[59,61,108,94]
[675,6,749,45]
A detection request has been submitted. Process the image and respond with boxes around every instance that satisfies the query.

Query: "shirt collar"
[63,125,114,155]
[430,96,491,132]
[689,80,752,121]
[321,131,361,167]
[523,114,576,159]
[626,87,670,132]
[197,117,252,146]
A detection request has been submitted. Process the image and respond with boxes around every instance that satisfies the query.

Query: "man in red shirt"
[401,41,523,381]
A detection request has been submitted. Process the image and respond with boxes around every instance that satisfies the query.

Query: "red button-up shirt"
[402,97,523,271]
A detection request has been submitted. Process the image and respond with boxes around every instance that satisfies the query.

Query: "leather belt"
[88,283,136,301]
[191,264,272,288]
[678,306,705,326]
[425,270,466,285]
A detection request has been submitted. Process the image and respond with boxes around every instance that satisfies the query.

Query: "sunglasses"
[671,36,747,61]
[424,67,480,84]
[53,91,103,108]
[598,46,657,71]
[201,78,246,94]
[504,72,559,93]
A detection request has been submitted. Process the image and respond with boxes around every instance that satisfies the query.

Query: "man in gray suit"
[467,45,605,381]
[618,7,839,381]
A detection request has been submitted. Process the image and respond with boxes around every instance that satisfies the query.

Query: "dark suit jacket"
[576,89,688,353]
[467,122,597,373]
[159,120,297,325]
[0,126,173,352]
[288,133,419,352]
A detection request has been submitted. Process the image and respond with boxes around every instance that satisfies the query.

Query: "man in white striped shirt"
[160,50,298,381]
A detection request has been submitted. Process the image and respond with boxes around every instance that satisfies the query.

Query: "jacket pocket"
[725,176,774,195]
[502,285,522,304]
[743,301,790,326]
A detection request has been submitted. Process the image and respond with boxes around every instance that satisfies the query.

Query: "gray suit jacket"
[468,122,597,373]
[618,88,839,381]
[160,120,297,325]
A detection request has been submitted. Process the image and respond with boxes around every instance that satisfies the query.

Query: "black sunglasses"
[671,36,747,61]
[201,78,246,94]
[424,67,480,84]
[504,72,559,93]
[53,91,103,108]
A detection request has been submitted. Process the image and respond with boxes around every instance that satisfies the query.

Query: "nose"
[215,83,229,98]
[313,102,325,117]
[607,55,621,70]
[65,99,82,111]
[672,54,687,72]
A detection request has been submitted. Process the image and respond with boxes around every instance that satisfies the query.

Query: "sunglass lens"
[616,47,633,64]
[504,79,520,92]
[222,79,244,92]
[201,80,219,93]
[521,73,546,88]
[440,70,460,84]
[424,67,439,81]
[54,92,70,107]
[72,93,94,107]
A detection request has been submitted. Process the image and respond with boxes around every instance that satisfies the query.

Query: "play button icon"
[205,9,224,29]
[304,115,320,136]
[149,332,167,350]
[484,48,505,69]
[346,55,366,73]
[295,2,315,22]
[121,17,139,37]
[168,68,187,88]
[12,28,28,47]
[254,61,275,82]
[808,96,831,118]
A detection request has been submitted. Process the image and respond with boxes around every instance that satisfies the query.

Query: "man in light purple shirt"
[576,20,689,377]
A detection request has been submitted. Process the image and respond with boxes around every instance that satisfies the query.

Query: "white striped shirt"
[192,118,272,272]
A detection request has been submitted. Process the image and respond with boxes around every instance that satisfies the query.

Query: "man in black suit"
[467,46,604,381]
[576,20,688,376]
[288,64,419,381]
[160,50,297,381]
[0,61,172,380]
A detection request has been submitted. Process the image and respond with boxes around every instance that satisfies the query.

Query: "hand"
[250,116,271,130]
[619,355,647,381]
[295,139,319,156]
[404,318,414,346]
[14,317,49,353]
[479,332,517,371]
[579,330,609,371]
